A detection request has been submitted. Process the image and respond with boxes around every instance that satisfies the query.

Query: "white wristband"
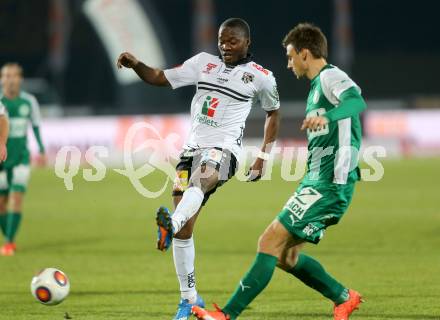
[257,151,270,161]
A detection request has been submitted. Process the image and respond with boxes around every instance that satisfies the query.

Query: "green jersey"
[1,91,44,168]
[303,65,363,185]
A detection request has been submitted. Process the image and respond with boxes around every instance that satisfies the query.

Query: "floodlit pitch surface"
[0,158,439,319]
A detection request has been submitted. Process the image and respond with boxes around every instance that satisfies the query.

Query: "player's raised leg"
[156,158,220,252]
[171,159,220,233]
[166,167,218,320]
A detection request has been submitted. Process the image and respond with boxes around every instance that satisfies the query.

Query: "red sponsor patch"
[252,63,269,75]
[203,63,218,74]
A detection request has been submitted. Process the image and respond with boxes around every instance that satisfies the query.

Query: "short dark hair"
[220,18,250,39]
[1,62,23,76]
[282,23,328,59]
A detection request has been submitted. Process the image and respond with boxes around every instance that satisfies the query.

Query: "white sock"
[173,236,197,302]
[171,187,204,234]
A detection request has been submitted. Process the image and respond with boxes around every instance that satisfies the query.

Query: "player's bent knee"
[190,175,218,194]
[174,213,198,239]
[0,202,7,213]
[190,164,219,193]
[257,230,279,256]
[258,220,293,257]
[10,193,24,212]
[175,225,194,240]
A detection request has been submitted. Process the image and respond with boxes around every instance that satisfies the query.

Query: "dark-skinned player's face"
[218,26,250,65]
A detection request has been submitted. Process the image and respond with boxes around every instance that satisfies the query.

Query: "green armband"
[324,87,367,123]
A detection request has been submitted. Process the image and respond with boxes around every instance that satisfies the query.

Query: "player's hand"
[117,52,139,69]
[34,153,47,167]
[246,157,264,182]
[0,144,6,162]
[301,116,329,131]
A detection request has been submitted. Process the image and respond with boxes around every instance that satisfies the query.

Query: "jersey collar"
[311,64,333,83]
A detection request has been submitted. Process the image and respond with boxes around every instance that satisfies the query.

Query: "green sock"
[0,213,7,236]
[6,212,22,242]
[288,253,349,305]
[223,253,278,319]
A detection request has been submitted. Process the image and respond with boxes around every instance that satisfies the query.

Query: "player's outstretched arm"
[0,115,9,162]
[116,52,170,87]
[247,109,280,182]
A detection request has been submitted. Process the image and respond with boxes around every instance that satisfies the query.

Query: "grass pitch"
[0,158,439,319]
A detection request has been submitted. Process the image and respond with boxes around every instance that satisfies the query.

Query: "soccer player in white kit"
[117,18,280,319]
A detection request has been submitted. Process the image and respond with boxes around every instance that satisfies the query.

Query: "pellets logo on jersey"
[203,63,218,74]
[201,96,219,117]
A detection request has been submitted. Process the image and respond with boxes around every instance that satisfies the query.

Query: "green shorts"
[0,164,31,194]
[277,182,356,244]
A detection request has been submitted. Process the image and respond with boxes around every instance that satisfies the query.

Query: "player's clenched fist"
[117,52,139,69]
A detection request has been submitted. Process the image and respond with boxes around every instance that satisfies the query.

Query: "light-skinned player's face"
[286,44,307,79]
[1,66,22,95]
[218,26,250,65]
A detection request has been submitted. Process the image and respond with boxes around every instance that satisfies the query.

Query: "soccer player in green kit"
[192,23,366,320]
[0,63,46,256]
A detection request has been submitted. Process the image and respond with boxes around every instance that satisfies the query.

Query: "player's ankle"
[182,292,197,304]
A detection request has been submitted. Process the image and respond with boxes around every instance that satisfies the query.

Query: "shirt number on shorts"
[284,187,323,221]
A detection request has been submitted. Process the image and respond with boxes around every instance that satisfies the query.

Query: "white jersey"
[164,52,280,159]
[0,101,5,115]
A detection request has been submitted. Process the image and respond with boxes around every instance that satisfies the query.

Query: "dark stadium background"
[0,0,439,115]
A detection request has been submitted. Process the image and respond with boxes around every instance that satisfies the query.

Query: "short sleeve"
[0,101,5,116]
[163,53,203,89]
[320,67,360,105]
[256,74,280,111]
